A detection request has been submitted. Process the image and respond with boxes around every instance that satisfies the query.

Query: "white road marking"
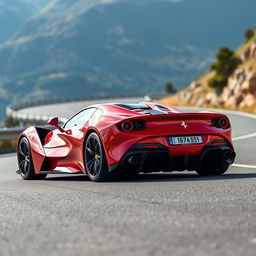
[232,163,256,169]
[233,132,256,141]
[249,238,256,244]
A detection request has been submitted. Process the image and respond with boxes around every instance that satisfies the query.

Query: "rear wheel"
[84,133,110,182]
[18,137,47,180]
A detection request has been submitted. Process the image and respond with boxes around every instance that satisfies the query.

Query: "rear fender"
[18,127,49,174]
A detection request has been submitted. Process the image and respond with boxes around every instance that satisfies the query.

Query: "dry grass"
[235,34,256,57]
[160,95,180,106]
[239,104,256,114]
[239,57,256,72]
[196,71,215,85]
[159,96,256,114]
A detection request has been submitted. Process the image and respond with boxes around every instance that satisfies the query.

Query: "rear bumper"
[110,140,236,173]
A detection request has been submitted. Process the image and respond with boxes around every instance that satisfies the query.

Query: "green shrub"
[209,47,240,90]
[210,47,240,77]
[209,75,227,89]
[164,82,176,94]
[244,28,255,42]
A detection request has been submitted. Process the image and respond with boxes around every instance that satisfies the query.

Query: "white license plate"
[169,136,203,145]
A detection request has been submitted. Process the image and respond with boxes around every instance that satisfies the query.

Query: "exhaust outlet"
[127,155,142,165]
[230,152,236,159]
[224,150,236,160]
[223,150,236,164]
[224,150,231,160]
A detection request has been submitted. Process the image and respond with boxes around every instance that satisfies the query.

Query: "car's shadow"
[45,172,256,183]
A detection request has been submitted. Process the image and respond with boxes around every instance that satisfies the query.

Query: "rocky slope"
[161,35,256,113]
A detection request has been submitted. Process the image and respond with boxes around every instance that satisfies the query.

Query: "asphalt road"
[1,99,256,256]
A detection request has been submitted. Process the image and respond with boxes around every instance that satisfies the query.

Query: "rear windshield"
[115,103,149,110]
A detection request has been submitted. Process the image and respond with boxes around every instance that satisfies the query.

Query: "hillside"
[0,0,52,43]
[0,0,33,43]
[161,34,256,113]
[0,0,256,122]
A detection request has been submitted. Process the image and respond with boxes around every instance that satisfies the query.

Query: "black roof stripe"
[115,103,149,110]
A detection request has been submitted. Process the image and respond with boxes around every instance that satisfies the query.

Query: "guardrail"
[7,94,145,111]
[0,127,25,141]
[6,94,145,125]
[2,94,145,141]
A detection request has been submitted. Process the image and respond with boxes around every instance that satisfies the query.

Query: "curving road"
[1,98,256,256]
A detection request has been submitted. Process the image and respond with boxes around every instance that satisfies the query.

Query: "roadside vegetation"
[0,117,20,154]
[208,47,240,92]
[164,82,177,94]
[0,140,16,154]
[3,116,19,128]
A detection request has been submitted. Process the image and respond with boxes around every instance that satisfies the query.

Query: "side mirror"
[48,117,59,127]
[47,117,65,133]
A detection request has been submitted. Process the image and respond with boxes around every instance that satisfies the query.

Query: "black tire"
[17,137,47,180]
[196,163,229,176]
[84,133,110,182]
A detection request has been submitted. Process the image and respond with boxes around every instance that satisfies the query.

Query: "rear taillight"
[120,120,146,132]
[212,116,230,129]
[134,120,146,131]
[218,117,229,128]
[121,121,134,132]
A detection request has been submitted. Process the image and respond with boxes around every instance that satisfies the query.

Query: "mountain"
[161,33,256,113]
[0,0,52,43]
[0,0,256,122]
[21,0,52,9]
[0,0,32,43]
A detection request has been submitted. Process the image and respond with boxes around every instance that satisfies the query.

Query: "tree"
[211,47,240,77]
[164,82,176,94]
[209,47,240,90]
[244,28,254,42]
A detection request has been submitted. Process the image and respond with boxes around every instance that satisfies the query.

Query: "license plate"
[169,136,203,145]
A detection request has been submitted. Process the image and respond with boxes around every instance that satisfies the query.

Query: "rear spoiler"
[124,112,228,122]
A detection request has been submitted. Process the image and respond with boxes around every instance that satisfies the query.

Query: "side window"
[92,108,103,121]
[64,108,96,129]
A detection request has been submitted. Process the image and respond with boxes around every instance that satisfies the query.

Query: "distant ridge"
[0,0,256,121]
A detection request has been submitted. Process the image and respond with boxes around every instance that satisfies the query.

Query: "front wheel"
[84,133,110,182]
[17,137,47,180]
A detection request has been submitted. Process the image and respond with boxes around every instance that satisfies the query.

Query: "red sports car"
[17,102,236,182]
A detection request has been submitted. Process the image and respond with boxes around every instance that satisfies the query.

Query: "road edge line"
[232,163,256,169]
